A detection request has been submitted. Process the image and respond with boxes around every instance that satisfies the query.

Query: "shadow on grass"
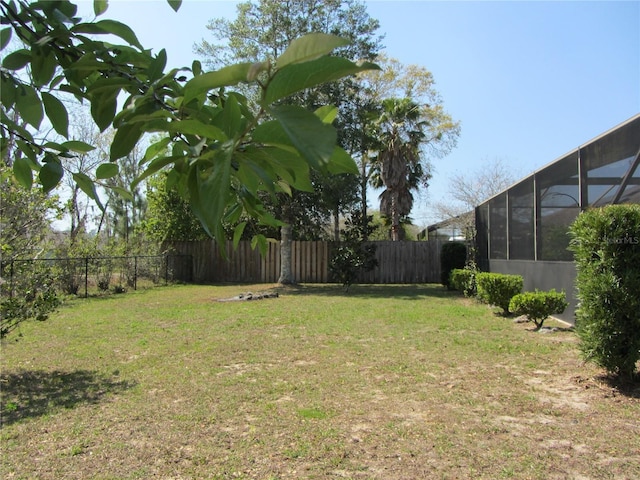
[1,369,135,427]
[595,373,640,399]
[274,283,457,300]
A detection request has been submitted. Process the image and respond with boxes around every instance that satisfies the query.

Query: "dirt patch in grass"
[1,284,638,479]
[217,291,280,302]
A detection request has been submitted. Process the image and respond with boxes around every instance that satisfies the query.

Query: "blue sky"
[77,0,640,228]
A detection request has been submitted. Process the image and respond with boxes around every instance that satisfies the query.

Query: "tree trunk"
[360,154,368,241]
[390,191,400,241]
[69,186,82,245]
[333,205,340,241]
[278,223,294,284]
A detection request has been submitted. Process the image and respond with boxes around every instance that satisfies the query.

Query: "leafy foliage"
[449,269,466,291]
[137,173,208,243]
[329,210,378,291]
[1,0,378,258]
[0,261,61,339]
[449,267,477,297]
[361,55,461,238]
[440,241,466,288]
[318,170,361,241]
[569,205,640,379]
[373,98,426,241]
[509,290,568,331]
[0,161,62,338]
[0,161,59,258]
[476,272,523,315]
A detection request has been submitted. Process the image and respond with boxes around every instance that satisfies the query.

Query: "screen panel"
[537,152,579,260]
[489,193,507,259]
[508,177,534,260]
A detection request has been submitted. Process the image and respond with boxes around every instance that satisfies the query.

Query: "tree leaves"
[167,0,182,13]
[13,156,33,189]
[182,63,252,104]
[265,56,379,104]
[1,49,31,70]
[143,137,171,162]
[90,89,119,132]
[60,141,96,154]
[269,105,336,171]
[110,122,143,161]
[42,92,69,138]
[73,172,104,210]
[31,47,57,87]
[15,84,43,129]
[39,158,64,193]
[188,147,233,249]
[314,105,338,124]
[276,33,349,68]
[214,94,242,139]
[2,0,380,255]
[72,20,144,50]
[93,0,108,16]
[133,155,184,190]
[327,147,359,175]
[0,28,11,51]
[96,163,119,179]
[232,221,247,248]
[147,49,168,82]
[0,73,16,109]
[166,120,226,142]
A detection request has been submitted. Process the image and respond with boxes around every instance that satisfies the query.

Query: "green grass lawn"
[1,283,638,479]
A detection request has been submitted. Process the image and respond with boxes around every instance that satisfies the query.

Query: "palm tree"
[373,98,428,241]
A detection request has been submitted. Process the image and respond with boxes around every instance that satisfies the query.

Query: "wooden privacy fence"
[167,240,442,284]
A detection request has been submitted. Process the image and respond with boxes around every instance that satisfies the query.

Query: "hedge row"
[448,269,567,328]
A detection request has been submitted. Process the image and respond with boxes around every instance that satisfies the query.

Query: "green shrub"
[450,268,477,297]
[440,242,467,288]
[449,269,467,291]
[569,204,640,380]
[476,272,523,315]
[509,289,568,330]
[329,211,378,291]
[0,262,61,338]
[465,267,478,297]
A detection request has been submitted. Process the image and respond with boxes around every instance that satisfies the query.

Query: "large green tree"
[317,171,360,241]
[195,0,383,282]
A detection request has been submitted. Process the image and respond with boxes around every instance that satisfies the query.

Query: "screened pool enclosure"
[475,114,640,323]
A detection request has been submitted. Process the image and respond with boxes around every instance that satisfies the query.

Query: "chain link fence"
[1,254,192,299]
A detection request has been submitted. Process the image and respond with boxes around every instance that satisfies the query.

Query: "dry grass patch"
[1,283,638,479]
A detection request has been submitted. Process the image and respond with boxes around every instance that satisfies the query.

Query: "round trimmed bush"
[450,268,477,297]
[509,289,568,330]
[476,272,523,315]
